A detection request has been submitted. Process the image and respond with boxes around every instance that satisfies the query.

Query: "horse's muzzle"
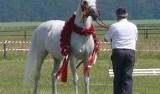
[89,6,100,20]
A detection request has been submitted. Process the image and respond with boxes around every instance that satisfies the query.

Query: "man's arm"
[104,37,108,42]
[104,38,112,42]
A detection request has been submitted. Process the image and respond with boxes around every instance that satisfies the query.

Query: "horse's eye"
[83,1,88,5]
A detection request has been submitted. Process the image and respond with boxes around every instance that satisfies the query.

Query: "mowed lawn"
[0,20,160,94]
[0,51,160,94]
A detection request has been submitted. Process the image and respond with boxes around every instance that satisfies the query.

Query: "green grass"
[0,51,160,94]
[130,19,160,25]
[0,19,160,27]
[0,53,111,94]
[103,19,160,25]
[0,21,160,94]
[0,22,42,27]
[0,19,160,41]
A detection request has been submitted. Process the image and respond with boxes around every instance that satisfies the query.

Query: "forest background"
[0,0,159,22]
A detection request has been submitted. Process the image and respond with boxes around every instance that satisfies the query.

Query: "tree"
[0,0,159,22]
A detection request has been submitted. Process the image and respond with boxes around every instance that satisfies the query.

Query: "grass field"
[0,51,160,94]
[0,20,160,94]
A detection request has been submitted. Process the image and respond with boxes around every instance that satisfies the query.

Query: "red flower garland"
[60,14,99,56]
[56,14,99,82]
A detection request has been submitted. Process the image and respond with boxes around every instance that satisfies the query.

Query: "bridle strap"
[96,5,101,16]
[80,0,89,23]
[80,0,101,23]
[81,0,85,12]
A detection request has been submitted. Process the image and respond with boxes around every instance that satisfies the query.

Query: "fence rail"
[1,40,160,58]
[0,26,37,31]
[109,69,160,77]
[0,24,160,39]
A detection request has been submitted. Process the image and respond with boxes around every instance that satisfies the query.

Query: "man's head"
[116,8,128,21]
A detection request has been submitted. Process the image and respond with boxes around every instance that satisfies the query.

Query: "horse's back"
[43,20,65,59]
[34,19,94,60]
[34,20,65,59]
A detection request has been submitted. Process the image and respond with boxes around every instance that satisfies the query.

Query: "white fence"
[109,69,160,77]
[1,40,160,76]
[1,40,160,52]
[0,40,160,58]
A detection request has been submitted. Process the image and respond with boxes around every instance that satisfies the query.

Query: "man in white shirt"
[104,8,138,94]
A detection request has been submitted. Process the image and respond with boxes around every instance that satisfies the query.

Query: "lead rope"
[95,18,109,30]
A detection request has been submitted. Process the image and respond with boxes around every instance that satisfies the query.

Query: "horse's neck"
[74,6,92,29]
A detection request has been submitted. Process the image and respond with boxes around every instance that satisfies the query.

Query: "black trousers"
[111,49,135,94]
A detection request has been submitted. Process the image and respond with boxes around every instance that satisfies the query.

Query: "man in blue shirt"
[104,8,138,94]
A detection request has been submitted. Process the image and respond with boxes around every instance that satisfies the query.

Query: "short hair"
[116,8,128,18]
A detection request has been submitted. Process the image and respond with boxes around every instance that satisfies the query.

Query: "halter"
[80,0,108,30]
[80,0,100,22]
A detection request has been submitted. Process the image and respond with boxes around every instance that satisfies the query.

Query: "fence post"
[3,40,7,59]
[146,29,148,39]
[144,29,148,39]
[24,31,26,39]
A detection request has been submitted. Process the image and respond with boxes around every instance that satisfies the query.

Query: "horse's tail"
[23,29,37,85]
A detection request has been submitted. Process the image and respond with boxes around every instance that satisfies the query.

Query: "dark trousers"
[111,49,135,94]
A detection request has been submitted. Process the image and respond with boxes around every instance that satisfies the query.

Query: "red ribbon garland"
[55,14,99,82]
[83,50,97,75]
[55,55,69,82]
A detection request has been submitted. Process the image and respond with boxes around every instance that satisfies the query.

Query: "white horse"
[24,0,100,94]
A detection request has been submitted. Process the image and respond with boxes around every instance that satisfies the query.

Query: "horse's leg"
[70,54,78,94]
[83,57,90,94]
[33,51,48,94]
[51,58,62,94]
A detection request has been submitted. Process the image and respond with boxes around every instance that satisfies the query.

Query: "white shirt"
[104,19,138,50]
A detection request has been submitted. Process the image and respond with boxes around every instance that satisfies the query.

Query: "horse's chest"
[70,32,94,56]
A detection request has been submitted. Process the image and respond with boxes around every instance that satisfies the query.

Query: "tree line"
[0,0,159,22]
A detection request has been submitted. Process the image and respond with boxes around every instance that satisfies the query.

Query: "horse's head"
[80,0,100,20]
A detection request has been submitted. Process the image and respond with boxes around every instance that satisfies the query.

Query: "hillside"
[0,0,160,22]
